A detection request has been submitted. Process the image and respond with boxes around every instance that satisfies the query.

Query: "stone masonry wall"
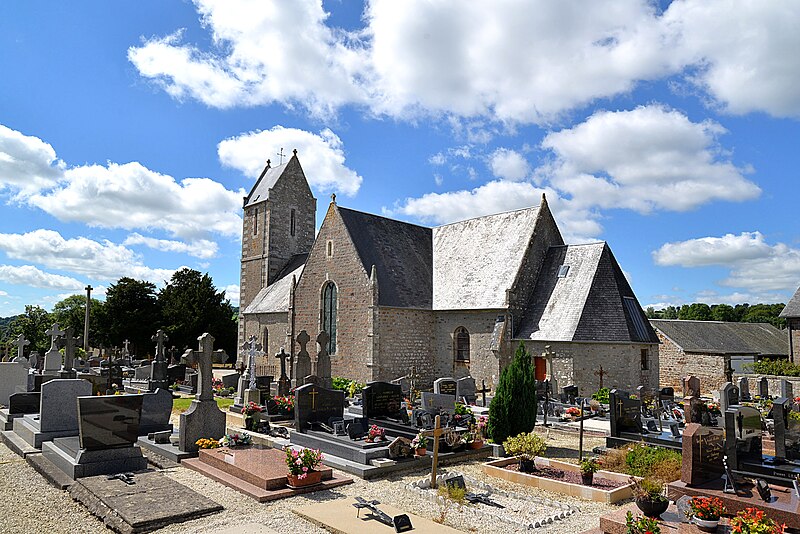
[521,340,659,396]
[433,310,503,390]
[376,307,435,385]
[293,204,373,383]
[655,330,727,394]
[789,317,800,362]
[241,312,291,378]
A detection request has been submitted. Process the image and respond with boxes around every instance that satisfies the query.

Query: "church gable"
[244,152,313,207]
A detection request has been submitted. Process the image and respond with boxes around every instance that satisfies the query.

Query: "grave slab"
[183,446,352,502]
[69,470,223,534]
[294,499,462,533]
[137,432,197,462]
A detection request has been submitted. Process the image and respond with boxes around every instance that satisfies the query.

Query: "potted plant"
[411,433,429,456]
[241,401,263,431]
[580,457,599,485]
[502,431,547,472]
[688,496,726,530]
[730,507,785,534]
[285,447,324,488]
[625,511,660,534]
[631,477,669,518]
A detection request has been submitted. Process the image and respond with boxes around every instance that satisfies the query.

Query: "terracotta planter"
[635,497,669,518]
[415,448,427,456]
[693,518,720,530]
[581,472,594,485]
[469,440,484,450]
[287,470,323,488]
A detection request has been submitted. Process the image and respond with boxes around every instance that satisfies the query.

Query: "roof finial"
[266,159,271,169]
[293,148,298,157]
[331,193,336,204]
[541,192,547,205]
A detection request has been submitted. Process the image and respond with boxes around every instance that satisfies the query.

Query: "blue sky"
[0,0,799,316]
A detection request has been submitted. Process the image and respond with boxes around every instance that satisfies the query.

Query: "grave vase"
[581,472,594,486]
[244,412,261,431]
[469,440,484,450]
[635,497,669,518]
[693,518,720,531]
[415,447,427,456]
[287,470,323,488]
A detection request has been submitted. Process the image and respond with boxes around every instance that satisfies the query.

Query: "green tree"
[488,342,538,444]
[678,303,712,321]
[158,268,237,358]
[711,304,736,322]
[661,306,679,319]
[743,303,786,328]
[51,294,107,347]
[101,277,161,357]
[8,305,52,355]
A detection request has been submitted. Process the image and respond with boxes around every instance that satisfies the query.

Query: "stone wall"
[240,312,291,377]
[293,204,373,383]
[788,317,800,362]
[734,374,800,399]
[376,307,435,385]
[520,340,659,396]
[655,330,727,394]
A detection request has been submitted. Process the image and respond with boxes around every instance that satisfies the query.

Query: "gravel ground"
[0,427,621,534]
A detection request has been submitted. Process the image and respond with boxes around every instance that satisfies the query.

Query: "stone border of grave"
[407,471,577,530]
[483,457,636,504]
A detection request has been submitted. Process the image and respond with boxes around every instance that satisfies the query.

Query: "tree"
[101,277,161,357]
[158,268,237,358]
[488,342,538,444]
[711,304,736,322]
[7,305,52,355]
[678,303,712,321]
[51,294,107,347]
[743,303,786,328]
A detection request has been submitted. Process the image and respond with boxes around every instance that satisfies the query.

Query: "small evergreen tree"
[488,342,538,444]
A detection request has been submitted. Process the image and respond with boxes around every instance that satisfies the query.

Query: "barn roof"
[650,319,788,356]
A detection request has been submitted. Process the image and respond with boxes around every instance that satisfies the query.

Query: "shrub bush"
[503,431,547,460]
[745,359,800,377]
[488,342,537,444]
[592,387,610,404]
[624,443,683,479]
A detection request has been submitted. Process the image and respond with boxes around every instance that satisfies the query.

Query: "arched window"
[454,327,470,362]
[263,327,269,353]
[322,282,337,354]
[253,207,258,235]
[290,209,296,237]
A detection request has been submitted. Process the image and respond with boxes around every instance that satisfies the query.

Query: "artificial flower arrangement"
[272,395,294,414]
[565,406,582,418]
[219,432,253,448]
[285,447,324,479]
[411,432,429,451]
[366,424,386,442]
[626,511,660,534]
[196,438,220,449]
[705,402,722,415]
[242,401,264,417]
[730,507,785,534]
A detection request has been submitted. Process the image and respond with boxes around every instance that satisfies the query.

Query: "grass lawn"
[172,396,235,414]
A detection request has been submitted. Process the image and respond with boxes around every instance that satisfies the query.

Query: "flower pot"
[415,447,427,456]
[519,458,536,473]
[581,472,594,485]
[693,518,720,530]
[469,440,484,450]
[635,497,669,518]
[287,470,323,488]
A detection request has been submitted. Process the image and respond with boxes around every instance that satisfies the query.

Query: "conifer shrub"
[488,342,537,444]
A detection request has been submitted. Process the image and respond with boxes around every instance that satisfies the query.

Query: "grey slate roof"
[243,263,303,314]
[432,207,541,310]
[243,161,289,207]
[780,286,800,317]
[515,243,659,343]
[337,207,433,308]
[650,319,788,356]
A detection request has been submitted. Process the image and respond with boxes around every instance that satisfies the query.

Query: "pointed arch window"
[454,326,470,362]
[253,207,258,235]
[263,327,269,354]
[322,282,337,355]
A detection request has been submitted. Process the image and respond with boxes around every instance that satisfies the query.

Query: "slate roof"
[780,286,800,317]
[244,161,289,207]
[650,319,788,356]
[515,243,659,343]
[432,207,541,310]
[337,207,433,308]
[243,263,303,314]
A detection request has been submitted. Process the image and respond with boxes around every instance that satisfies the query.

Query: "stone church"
[239,152,659,394]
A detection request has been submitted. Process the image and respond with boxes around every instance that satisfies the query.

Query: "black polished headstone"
[8,392,40,415]
[294,383,344,432]
[363,381,404,420]
[78,394,144,450]
[434,378,457,397]
[610,389,642,436]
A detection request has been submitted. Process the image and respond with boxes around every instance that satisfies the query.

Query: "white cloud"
[653,231,800,294]
[225,284,240,307]
[488,148,530,182]
[0,124,64,198]
[0,229,178,285]
[0,265,84,290]
[0,290,8,297]
[540,106,760,213]
[124,233,218,259]
[217,125,362,196]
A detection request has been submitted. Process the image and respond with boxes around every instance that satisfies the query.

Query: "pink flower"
[295,459,302,465]
[302,466,308,472]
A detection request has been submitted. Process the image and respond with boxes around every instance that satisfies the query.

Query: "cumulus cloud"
[217,125,362,196]
[653,231,800,293]
[0,229,178,284]
[0,125,64,198]
[488,148,530,182]
[124,233,218,259]
[0,265,84,290]
[224,284,240,307]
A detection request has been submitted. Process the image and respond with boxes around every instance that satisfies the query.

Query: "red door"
[534,357,546,381]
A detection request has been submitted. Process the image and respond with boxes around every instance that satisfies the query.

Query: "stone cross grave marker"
[179,333,226,452]
[43,323,65,373]
[739,377,751,402]
[295,330,311,381]
[782,379,793,400]
[12,334,30,363]
[477,380,491,407]
[276,347,291,396]
[594,365,607,389]
[421,415,445,489]
[60,326,81,378]
[122,339,130,356]
[315,331,331,386]
[183,333,215,402]
[149,329,169,391]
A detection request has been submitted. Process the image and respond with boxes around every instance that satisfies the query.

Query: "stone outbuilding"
[779,287,800,362]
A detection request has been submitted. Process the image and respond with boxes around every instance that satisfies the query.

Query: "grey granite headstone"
[739,377,751,401]
[782,379,794,400]
[0,361,29,405]
[434,377,457,397]
[179,333,226,452]
[759,376,769,398]
[421,392,456,415]
[139,388,173,435]
[134,366,151,380]
[720,382,739,414]
[456,377,477,404]
[39,379,93,432]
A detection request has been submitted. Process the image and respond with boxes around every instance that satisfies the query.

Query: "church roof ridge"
[549,241,606,249]
[433,203,542,229]
[335,205,431,230]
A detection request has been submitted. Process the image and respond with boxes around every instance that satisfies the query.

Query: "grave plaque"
[294,383,344,432]
[681,423,725,486]
[8,392,40,415]
[387,436,413,459]
[362,381,404,420]
[78,394,144,450]
[433,378,457,397]
[610,389,641,435]
[421,392,456,415]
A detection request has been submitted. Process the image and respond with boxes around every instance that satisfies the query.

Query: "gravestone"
[684,376,700,398]
[10,334,30,364]
[13,378,93,448]
[303,375,320,386]
[781,379,794,400]
[774,397,800,461]
[724,405,763,468]
[681,423,725,486]
[295,330,312,383]
[720,382,740,414]
[134,366,151,380]
[684,395,705,425]
[179,333,226,453]
[0,360,29,405]
[139,388,174,435]
[276,347,291,396]
[562,385,579,404]
[456,376,477,404]
[759,377,769,398]
[294,383,344,432]
[43,323,65,374]
[739,377,751,402]
[315,331,332,389]
[59,326,81,379]
[8,392,40,415]
[609,389,641,436]
[420,392,455,416]
[433,378,457,397]
[659,387,675,403]
[387,436,413,459]
[362,382,404,420]
[148,329,169,392]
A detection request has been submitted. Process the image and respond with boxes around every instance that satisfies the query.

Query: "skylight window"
[557,265,570,278]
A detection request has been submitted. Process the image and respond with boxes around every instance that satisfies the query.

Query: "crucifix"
[476,380,491,408]
[182,333,216,402]
[152,330,168,362]
[60,326,81,378]
[246,336,261,391]
[421,415,445,489]
[276,347,291,395]
[149,329,169,390]
[122,339,130,356]
[45,323,65,353]
[594,365,607,389]
[277,147,285,164]
[12,334,30,361]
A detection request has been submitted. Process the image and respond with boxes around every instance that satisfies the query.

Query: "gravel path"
[0,427,619,534]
